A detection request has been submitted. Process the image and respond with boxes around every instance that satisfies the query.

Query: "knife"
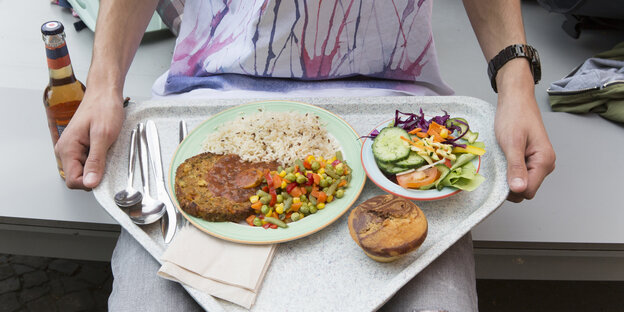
[145,120,177,243]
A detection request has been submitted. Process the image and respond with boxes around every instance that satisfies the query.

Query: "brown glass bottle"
[41,21,85,179]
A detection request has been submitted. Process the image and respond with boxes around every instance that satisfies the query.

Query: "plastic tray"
[93,96,508,312]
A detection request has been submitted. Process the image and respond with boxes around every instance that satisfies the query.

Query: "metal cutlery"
[114,128,143,207]
[145,120,178,243]
[130,123,166,225]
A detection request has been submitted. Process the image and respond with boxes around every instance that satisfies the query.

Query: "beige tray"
[93,96,508,311]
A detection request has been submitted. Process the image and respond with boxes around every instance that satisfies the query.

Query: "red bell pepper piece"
[306,173,314,186]
[269,187,277,206]
[444,158,452,168]
[270,223,278,229]
[286,182,298,193]
[262,223,271,229]
[331,160,341,166]
[265,171,273,187]
[262,186,269,192]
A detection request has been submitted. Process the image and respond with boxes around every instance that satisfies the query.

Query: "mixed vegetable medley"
[370,109,486,192]
[246,152,351,229]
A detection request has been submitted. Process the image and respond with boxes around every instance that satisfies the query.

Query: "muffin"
[348,194,428,262]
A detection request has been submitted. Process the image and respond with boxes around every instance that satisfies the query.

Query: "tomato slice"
[396,167,440,189]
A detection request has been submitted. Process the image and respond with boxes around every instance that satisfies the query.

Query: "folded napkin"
[157,225,276,309]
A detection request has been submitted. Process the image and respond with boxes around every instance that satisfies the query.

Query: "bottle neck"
[44,36,77,85]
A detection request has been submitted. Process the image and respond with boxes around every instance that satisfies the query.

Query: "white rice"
[201,110,340,165]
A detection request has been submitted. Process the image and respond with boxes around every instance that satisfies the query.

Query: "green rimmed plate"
[167,100,365,244]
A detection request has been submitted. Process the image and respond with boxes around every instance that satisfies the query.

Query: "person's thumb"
[504,138,529,194]
[82,132,111,189]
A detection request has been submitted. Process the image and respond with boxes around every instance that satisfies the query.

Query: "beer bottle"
[41,21,85,179]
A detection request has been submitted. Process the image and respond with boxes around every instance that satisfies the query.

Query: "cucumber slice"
[376,160,410,175]
[372,127,411,163]
[446,118,479,144]
[395,151,426,169]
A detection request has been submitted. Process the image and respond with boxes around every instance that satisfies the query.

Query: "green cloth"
[548,42,624,123]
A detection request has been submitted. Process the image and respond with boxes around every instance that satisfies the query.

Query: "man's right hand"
[55,88,124,190]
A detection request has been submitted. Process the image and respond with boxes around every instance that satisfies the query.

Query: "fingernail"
[84,172,97,186]
[510,178,525,190]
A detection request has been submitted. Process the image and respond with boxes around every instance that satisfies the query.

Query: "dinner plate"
[168,100,366,244]
[361,119,481,201]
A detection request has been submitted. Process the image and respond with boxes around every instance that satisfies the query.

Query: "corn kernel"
[250,195,259,203]
[279,170,287,177]
[318,168,325,175]
[281,181,287,189]
[295,172,301,177]
[293,197,301,204]
[327,195,334,203]
[307,155,315,162]
[329,157,336,163]
[261,220,267,225]
[318,156,324,162]
[317,203,325,209]
[275,204,284,214]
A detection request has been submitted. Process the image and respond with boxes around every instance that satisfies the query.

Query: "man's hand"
[495,61,556,202]
[55,88,124,190]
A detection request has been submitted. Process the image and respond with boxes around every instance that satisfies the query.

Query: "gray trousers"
[108,229,477,312]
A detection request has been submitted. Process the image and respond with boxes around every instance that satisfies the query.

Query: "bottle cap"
[41,21,64,35]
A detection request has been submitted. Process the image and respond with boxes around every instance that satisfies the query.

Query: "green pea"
[285,166,294,173]
[311,161,321,171]
[299,204,310,215]
[276,194,284,203]
[284,173,296,182]
[299,194,307,202]
[325,177,334,184]
[321,173,328,179]
[335,189,345,198]
[296,175,307,184]
[261,205,270,215]
[322,187,330,193]
[260,196,270,205]
[253,217,262,227]
[319,179,329,188]
[305,185,312,193]
[309,205,318,214]
[291,212,301,222]
[336,167,344,176]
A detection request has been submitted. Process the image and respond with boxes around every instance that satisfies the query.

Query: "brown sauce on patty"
[204,154,278,202]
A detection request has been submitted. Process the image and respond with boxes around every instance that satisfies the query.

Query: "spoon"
[114,128,143,207]
[130,123,166,225]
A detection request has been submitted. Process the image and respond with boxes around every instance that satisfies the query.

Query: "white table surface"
[1,1,622,250]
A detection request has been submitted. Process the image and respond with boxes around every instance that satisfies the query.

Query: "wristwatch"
[487,44,541,93]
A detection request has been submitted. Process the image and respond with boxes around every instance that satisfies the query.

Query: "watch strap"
[487,44,541,93]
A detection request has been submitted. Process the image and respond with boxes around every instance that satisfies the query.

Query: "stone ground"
[1,253,624,311]
[0,254,111,312]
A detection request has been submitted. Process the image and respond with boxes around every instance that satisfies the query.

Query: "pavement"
[0,254,111,312]
[2,253,624,312]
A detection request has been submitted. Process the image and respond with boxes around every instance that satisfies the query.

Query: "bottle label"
[46,43,71,70]
[57,125,66,138]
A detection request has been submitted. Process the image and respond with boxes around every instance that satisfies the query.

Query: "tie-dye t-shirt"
[164,0,452,96]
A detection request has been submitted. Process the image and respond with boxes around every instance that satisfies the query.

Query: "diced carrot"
[272,174,282,189]
[290,187,302,197]
[251,201,262,210]
[312,174,321,185]
[338,180,347,187]
[316,191,327,204]
[408,128,422,135]
[286,212,292,219]
[291,202,302,212]
[303,160,312,170]
[246,215,256,226]
[300,186,307,195]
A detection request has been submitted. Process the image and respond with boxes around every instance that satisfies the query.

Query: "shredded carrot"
[415,132,428,138]
[408,127,422,134]
[400,136,419,147]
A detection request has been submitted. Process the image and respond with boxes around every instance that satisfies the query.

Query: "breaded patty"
[174,152,276,222]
